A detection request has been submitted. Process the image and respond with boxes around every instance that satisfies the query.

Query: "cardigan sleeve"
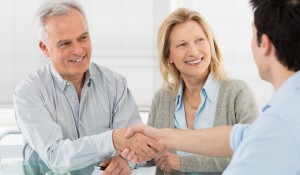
[233,80,259,124]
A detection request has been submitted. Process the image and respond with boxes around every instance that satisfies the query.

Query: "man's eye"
[59,42,70,48]
[80,35,88,41]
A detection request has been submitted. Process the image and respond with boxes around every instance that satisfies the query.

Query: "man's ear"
[39,41,50,57]
[261,34,272,55]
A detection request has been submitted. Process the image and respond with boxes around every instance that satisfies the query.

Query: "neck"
[183,73,208,99]
[268,59,294,90]
[63,73,85,99]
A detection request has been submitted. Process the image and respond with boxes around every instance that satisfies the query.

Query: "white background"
[0,0,273,111]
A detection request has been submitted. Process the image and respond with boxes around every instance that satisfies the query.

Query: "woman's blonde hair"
[157,8,227,95]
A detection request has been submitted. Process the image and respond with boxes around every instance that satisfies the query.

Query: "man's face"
[40,9,91,81]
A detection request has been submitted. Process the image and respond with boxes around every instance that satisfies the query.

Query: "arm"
[14,86,115,173]
[124,125,233,162]
[224,116,298,175]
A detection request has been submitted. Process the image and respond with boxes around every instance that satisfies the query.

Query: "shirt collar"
[175,72,219,108]
[50,63,93,92]
[203,73,219,102]
[263,71,300,112]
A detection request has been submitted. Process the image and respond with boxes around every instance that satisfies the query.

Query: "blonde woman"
[148,8,259,174]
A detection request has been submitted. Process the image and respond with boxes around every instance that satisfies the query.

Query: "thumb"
[124,128,135,138]
[124,124,146,138]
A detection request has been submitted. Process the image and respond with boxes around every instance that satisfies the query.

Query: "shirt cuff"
[230,123,250,152]
[92,130,115,159]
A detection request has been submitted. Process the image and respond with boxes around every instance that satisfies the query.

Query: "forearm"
[45,131,115,173]
[162,126,233,157]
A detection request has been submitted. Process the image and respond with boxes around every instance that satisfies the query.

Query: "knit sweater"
[148,79,259,174]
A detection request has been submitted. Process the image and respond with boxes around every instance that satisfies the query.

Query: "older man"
[14,0,162,174]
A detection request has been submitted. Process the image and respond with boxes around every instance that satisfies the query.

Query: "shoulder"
[153,87,173,102]
[219,78,253,95]
[15,64,51,94]
[220,78,250,90]
[90,62,127,86]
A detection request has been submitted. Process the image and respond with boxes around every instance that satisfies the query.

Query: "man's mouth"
[70,56,84,63]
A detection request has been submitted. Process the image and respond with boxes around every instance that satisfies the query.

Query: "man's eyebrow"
[57,39,71,46]
[78,32,89,38]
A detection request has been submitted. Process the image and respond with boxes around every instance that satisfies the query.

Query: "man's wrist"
[117,155,135,170]
[112,129,126,150]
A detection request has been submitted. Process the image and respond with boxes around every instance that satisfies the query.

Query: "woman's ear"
[168,57,174,64]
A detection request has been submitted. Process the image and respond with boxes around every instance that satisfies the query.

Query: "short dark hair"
[250,0,300,71]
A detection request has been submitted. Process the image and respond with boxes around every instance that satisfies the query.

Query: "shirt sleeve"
[224,116,299,175]
[14,82,115,173]
[109,75,142,128]
[230,123,250,152]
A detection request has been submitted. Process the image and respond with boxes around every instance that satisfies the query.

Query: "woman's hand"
[155,151,181,173]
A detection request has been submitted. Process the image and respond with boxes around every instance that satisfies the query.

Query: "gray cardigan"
[147,79,259,174]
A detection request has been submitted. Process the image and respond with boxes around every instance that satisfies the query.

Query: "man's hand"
[155,151,180,173]
[99,156,131,175]
[120,125,168,163]
[113,128,164,162]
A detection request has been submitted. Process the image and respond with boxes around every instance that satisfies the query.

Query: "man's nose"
[72,42,84,55]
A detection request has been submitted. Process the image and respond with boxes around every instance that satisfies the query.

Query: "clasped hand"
[113,127,165,163]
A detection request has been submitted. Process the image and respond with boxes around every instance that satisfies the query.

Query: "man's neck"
[270,62,294,90]
[63,74,85,100]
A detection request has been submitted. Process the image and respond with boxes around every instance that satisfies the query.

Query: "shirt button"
[66,82,69,85]
[79,120,82,124]
[71,96,75,100]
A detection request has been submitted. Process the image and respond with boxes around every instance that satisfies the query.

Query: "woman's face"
[168,20,211,80]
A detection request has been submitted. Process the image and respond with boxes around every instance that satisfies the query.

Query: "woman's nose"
[188,44,199,57]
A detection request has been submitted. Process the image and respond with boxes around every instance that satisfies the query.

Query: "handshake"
[113,124,173,163]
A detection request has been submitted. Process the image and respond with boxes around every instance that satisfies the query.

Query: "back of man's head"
[34,0,87,44]
[250,0,300,71]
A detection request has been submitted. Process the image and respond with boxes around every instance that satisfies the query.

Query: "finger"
[117,149,122,155]
[146,139,165,153]
[141,147,155,161]
[117,166,131,175]
[99,159,110,167]
[156,155,166,167]
[136,155,146,163]
[110,166,122,175]
[121,148,130,158]
[103,160,118,175]
[132,155,138,163]
[165,163,172,173]
[126,150,136,161]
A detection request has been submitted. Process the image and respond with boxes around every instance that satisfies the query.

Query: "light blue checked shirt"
[14,62,142,172]
[224,71,300,175]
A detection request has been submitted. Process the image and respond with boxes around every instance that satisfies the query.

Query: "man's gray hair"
[34,0,88,43]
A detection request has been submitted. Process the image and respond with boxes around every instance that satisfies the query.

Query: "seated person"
[147,8,258,174]
[14,0,161,174]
